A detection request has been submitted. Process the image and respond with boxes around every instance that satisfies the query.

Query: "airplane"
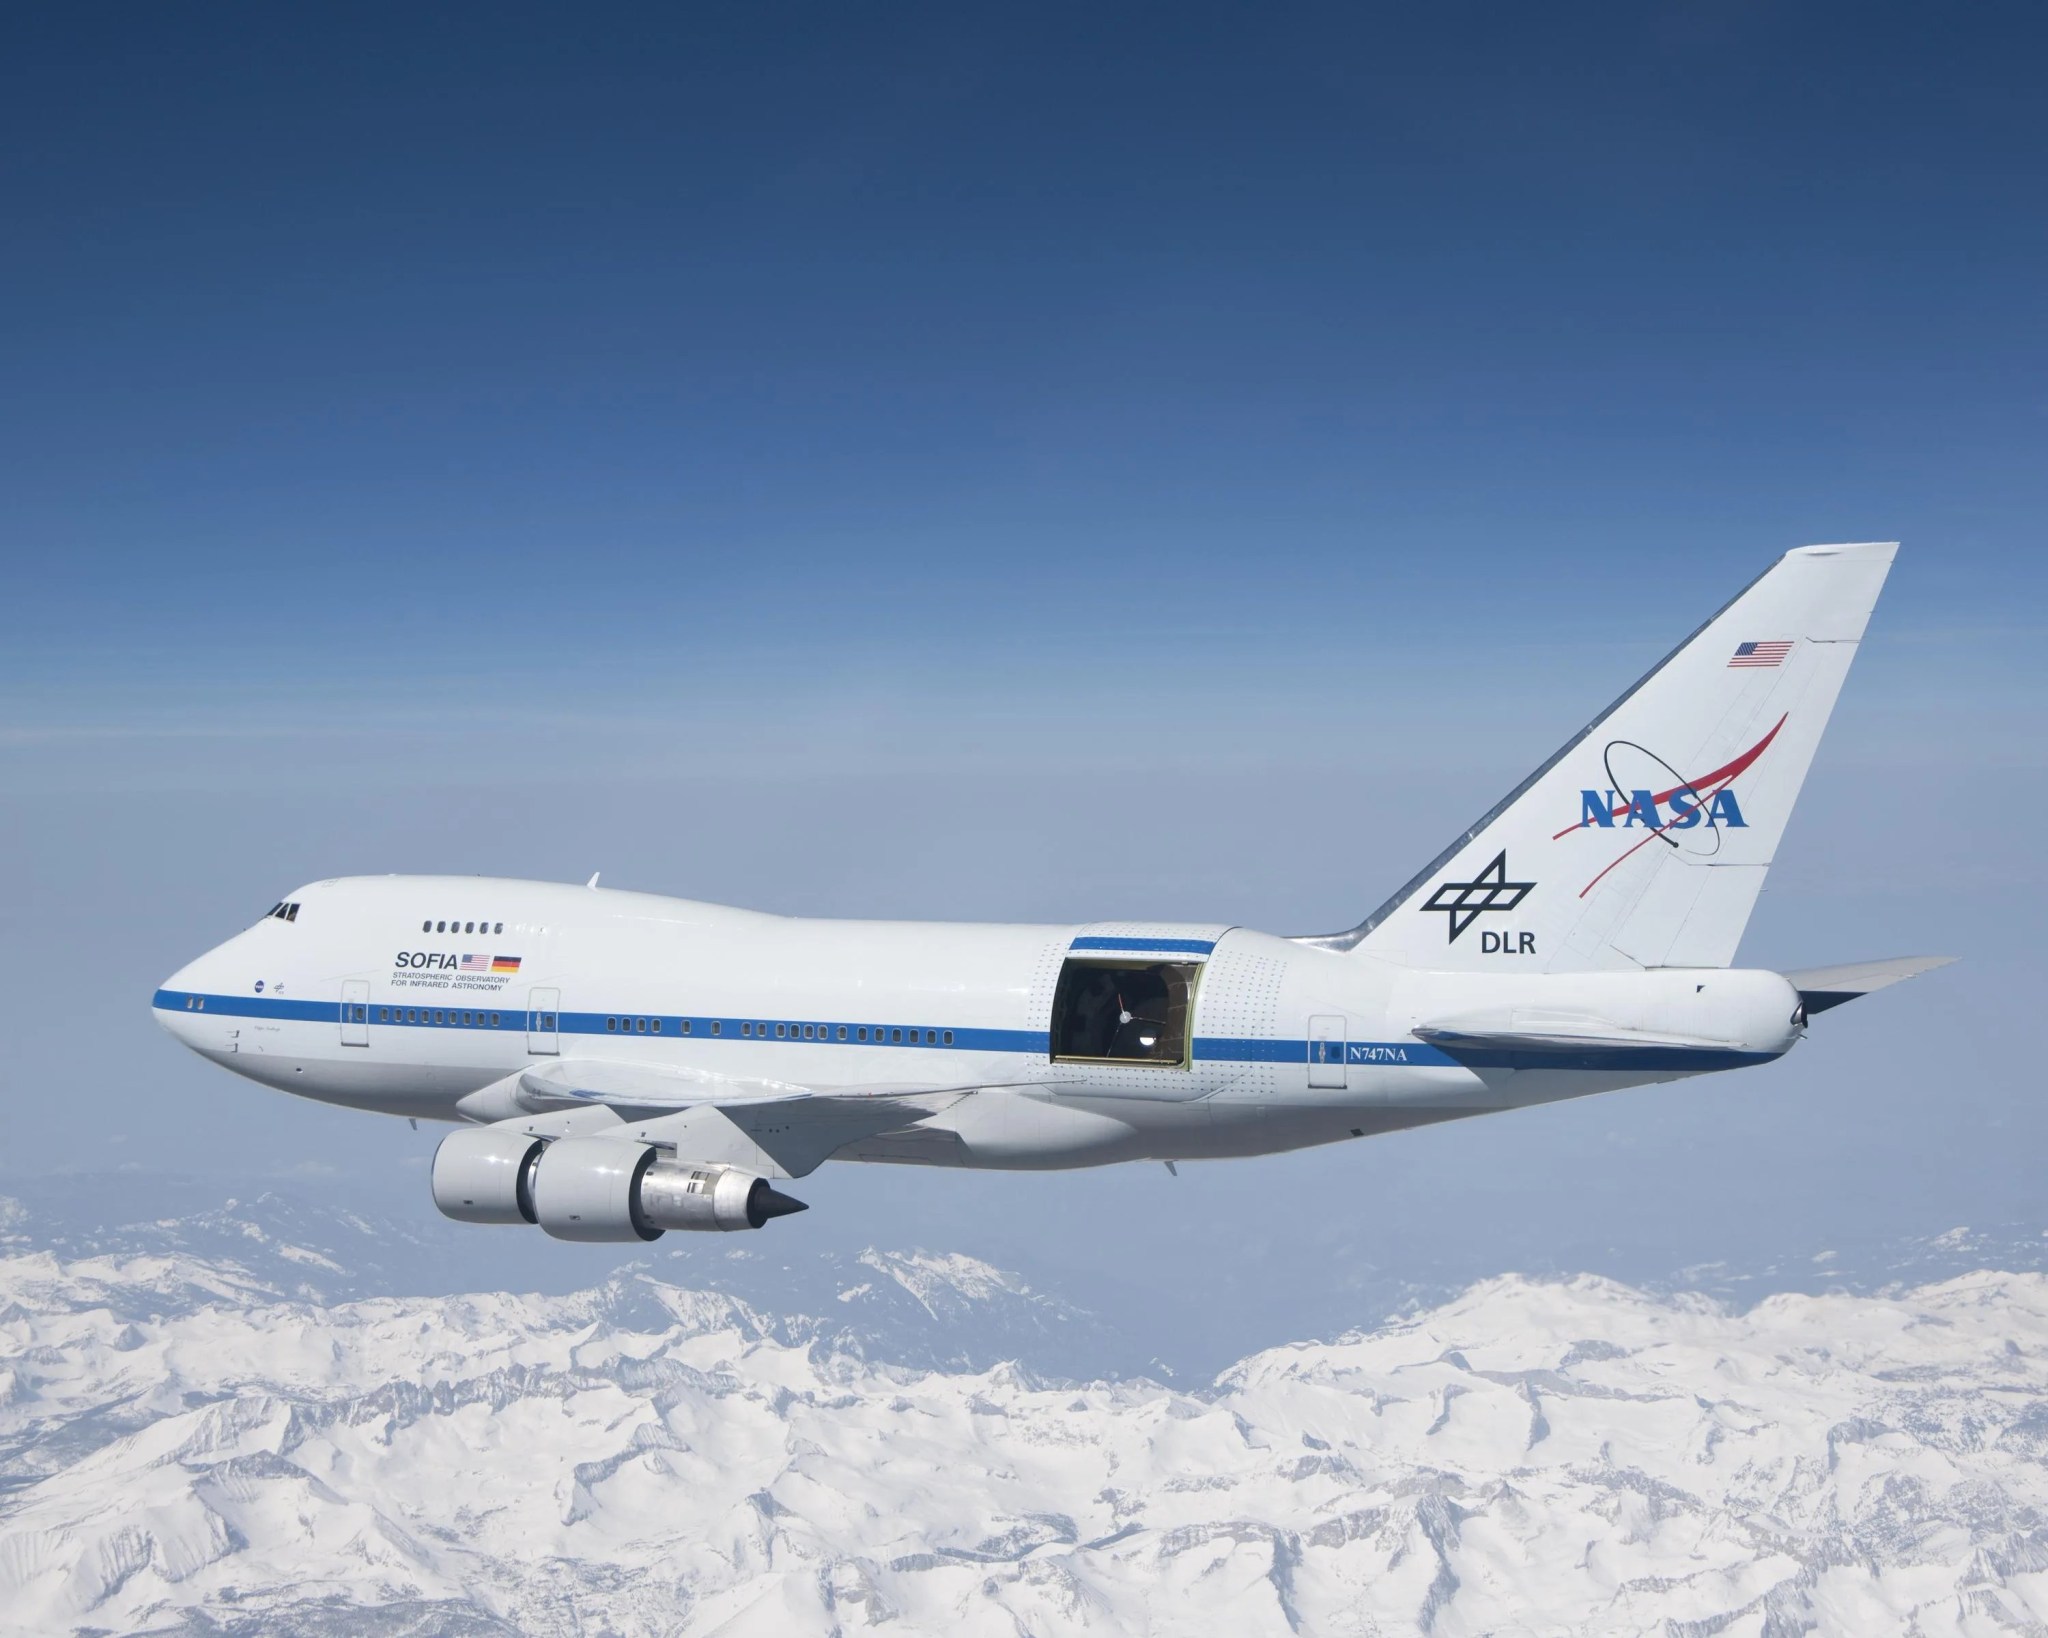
[154,542,1949,1241]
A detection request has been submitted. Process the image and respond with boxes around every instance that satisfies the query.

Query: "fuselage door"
[340,980,370,1047]
[527,987,561,1055]
[1308,1015,1347,1088]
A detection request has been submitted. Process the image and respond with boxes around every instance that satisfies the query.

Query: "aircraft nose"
[153,945,230,1048]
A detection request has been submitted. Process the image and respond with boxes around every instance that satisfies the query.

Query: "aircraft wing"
[451,1057,1045,1178]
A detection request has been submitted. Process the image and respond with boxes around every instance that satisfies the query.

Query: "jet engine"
[637,1159,803,1233]
[437,1133,807,1242]
[431,1126,544,1225]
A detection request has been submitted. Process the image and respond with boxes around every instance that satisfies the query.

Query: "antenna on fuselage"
[586,872,601,888]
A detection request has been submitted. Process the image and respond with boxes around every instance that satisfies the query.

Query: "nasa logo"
[1577,787,1749,830]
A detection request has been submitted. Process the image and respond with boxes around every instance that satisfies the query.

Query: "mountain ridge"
[3,1201,2047,1635]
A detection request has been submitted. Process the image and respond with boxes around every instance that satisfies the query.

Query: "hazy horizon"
[4,4,2043,1346]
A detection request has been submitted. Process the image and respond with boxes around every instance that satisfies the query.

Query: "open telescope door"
[1050,958,1198,1069]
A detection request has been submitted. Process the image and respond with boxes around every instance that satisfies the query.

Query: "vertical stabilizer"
[1314,543,1897,972]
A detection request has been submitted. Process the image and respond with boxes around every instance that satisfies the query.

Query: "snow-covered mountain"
[0,1187,1126,1380]
[4,1195,2047,1636]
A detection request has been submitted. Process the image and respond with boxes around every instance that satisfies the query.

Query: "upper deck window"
[1050,959,1198,1067]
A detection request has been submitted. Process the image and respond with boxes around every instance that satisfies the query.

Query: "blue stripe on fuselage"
[151,991,1773,1073]
[1068,936,1217,954]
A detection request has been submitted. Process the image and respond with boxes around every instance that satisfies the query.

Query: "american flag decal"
[459,954,491,972]
[1729,640,1794,668]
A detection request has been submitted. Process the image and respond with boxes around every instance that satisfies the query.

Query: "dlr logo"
[1481,931,1535,955]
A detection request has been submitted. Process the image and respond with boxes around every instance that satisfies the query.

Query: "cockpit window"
[265,902,301,923]
[1050,959,1198,1066]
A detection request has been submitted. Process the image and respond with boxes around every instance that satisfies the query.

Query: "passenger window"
[776,1024,787,1038]
[891,1028,902,1043]
[436,921,446,933]
[858,1027,868,1041]
[1050,959,1198,1066]
[710,1021,720,1035]
[943,1030,954,1045]
[491,1013,500,1026]
[837,1026,847,1040]
[636,1017,647,1032]
[422,920,432,932]
[494,922,503,934]
[741,1022,751,1036]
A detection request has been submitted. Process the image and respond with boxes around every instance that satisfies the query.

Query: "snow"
[2,1240,2047,1633]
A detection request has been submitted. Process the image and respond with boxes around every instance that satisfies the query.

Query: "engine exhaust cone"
[749,1183,809,1226]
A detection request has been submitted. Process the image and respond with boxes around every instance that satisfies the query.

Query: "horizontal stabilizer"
[1784,955,1956,1016]
[1416,1022,1747,1054]
[1410,1001,1775,1069]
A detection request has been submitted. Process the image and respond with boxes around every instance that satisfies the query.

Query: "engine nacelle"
[530,1135,663,1242]
[431,1126,543,1225]
[525,1140,810,1242]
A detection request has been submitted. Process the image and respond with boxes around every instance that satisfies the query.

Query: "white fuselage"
[154,874,1804,1171]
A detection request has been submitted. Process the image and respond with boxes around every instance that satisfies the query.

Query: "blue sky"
[3,4,2044,1320]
